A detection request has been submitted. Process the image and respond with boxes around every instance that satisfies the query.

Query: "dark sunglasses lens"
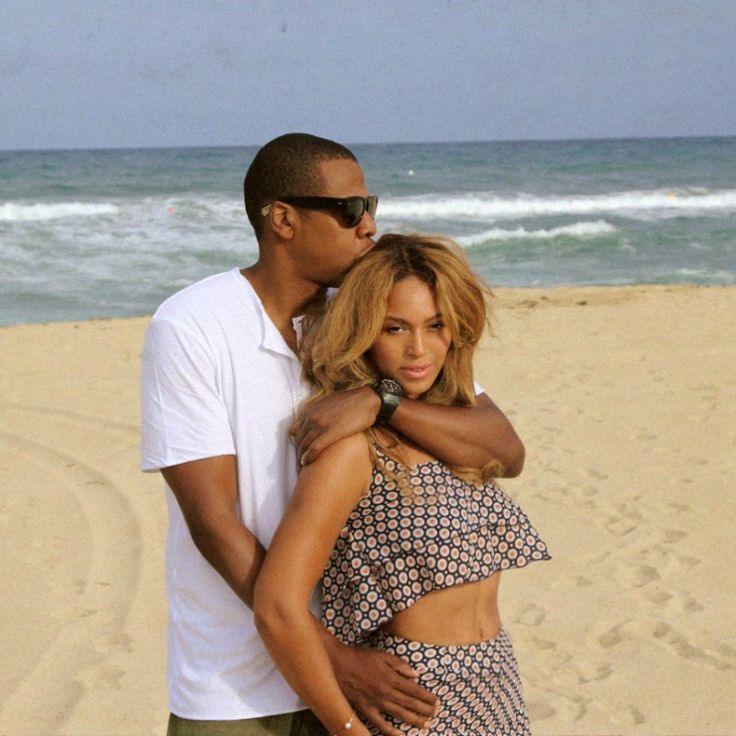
[343,198,366,227]
[341,196,378,226]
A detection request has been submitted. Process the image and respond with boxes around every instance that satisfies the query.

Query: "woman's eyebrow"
[383,315,408,324]
[383,312,443,324]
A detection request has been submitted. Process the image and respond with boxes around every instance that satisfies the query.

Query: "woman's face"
[368,275,451,399]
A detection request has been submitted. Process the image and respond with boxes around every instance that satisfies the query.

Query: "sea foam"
[378,189,736,222]
[2,140,734,325]
[456,220,616,246]
[0,202,119,222]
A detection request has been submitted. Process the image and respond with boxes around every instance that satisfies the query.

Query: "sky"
[2,0,735,150]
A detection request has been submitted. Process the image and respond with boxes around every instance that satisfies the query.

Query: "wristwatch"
[372,378,404,424]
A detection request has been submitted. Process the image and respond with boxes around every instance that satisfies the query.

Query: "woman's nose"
[407,332,424,356]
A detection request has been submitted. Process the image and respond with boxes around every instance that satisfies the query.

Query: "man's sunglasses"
[261,195,378,228]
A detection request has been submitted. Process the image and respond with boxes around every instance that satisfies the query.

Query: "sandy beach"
[1,284,734,736]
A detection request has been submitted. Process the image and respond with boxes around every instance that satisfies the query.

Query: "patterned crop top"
[320,447,551,645]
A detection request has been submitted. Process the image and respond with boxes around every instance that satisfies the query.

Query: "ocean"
[1,137,734,326]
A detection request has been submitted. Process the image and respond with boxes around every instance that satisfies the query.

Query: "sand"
[1,285,734,735]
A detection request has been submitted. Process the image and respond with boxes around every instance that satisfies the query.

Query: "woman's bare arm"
[253,435,435,736]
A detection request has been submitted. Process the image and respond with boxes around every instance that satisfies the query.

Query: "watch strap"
[376,390,401,423]
[372,378,403,423]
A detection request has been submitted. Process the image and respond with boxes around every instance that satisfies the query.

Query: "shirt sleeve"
[140,316,236,472]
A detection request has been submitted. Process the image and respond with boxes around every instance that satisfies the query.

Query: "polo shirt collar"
[235,268,299,359]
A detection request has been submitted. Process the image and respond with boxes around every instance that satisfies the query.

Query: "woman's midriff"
[380,571,502,646]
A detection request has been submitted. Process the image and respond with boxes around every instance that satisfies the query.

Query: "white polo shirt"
[140,268,309,719]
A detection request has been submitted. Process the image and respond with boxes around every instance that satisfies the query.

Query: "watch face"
[378,378,404,396]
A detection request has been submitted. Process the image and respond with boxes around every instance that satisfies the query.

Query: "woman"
[254,234,550,735]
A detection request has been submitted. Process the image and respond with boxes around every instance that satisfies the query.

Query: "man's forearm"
[389,394,525,476]
[293,387,525,476]
[162,458,267,610]
[187,515,266,609]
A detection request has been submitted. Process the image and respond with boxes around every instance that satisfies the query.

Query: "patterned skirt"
[365,628,531,735]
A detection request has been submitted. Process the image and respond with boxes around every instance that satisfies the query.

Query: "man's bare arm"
[292,388,524,475]
[162,454,436,734]
[391,392,525,476]
[161,455,265,608]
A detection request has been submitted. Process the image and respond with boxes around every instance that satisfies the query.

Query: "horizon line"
[3,132,736,155]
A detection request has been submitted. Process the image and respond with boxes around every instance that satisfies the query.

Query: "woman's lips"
[401,364,432,380]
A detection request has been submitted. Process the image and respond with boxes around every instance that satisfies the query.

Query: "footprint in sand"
[655,528,687,544]
[672,552,701,570]
[597,622,627,649]
[576,659,613,683]
[609,703,645,727]
[620,563,660,587]
[604,516,638,537]
[644,589,704,613]
[690,384,720,419]
[615,500,644,521]
[586,468,608,480]
[632,427,658,442]
[716,642,736,659]
[627,537,700,577]
[652,622,735,671]
[672,591,705,613]
[547,694,587,723]
[526,701,556,721]
[603,501,646,537]
[644,590,673,606]
[515,602,547,627]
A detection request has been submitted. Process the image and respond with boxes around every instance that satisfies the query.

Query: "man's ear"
[264,202,296,241]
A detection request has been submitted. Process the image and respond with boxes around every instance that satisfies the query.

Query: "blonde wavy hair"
[300,232,497,482]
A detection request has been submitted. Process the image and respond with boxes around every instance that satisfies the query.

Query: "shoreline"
[1,283,734,734]
[2,283,734,331]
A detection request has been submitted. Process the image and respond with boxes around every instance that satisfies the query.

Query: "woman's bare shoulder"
[311,432,372,471]
[295,433,373,508]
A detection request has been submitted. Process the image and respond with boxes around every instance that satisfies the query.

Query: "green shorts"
[167,709,327,736]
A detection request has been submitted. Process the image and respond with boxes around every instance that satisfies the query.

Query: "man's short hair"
[244,133,357,238]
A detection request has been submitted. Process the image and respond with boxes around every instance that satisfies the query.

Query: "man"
[140,133,524,735]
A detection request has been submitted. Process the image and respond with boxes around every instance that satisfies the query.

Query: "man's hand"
[289,387,380,466]
[328,641,438,736]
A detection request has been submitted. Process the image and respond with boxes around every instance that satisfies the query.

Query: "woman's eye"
[385,324,404,334]
[429,321,445,331]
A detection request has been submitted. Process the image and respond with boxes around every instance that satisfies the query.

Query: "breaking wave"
[456,220,616,246]
[0,202,119,222]
[379,189,736,222]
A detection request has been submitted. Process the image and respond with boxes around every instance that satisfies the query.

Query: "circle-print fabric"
[321,447,550,645]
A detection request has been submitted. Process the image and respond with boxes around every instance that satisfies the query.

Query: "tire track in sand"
[0,418,141,736]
